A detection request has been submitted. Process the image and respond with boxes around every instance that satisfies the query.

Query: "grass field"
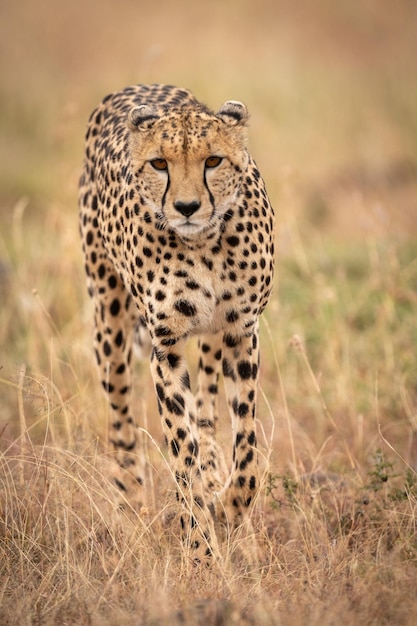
[1,0,417,623]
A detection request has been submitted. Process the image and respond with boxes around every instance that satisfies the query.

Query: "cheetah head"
[128,101,249,236]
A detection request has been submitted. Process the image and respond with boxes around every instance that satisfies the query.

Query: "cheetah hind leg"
[107,430,148,514]
[108,317,152,512]
[98,311,150,514]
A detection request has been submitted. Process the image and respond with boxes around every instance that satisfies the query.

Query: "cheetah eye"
[150,158,168,171]
[205,156,223,169]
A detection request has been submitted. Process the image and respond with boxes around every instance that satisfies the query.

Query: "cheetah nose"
[174,200,201,218]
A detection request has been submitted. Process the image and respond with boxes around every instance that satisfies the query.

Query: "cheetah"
[79,83,275,563]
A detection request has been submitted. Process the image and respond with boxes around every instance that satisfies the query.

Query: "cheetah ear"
[217,101,249,126]
[128,105,159,131]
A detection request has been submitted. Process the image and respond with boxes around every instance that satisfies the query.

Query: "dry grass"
[1,0,417,623]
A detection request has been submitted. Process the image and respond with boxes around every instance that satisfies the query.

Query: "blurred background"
[2,4,417,620]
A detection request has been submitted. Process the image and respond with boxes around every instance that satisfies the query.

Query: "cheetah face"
[128,102,249,236]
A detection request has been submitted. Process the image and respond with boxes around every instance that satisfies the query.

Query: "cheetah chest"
[142,255,258,339]
[112,232,259,340]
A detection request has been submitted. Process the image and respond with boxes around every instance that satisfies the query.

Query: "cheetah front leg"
[195,333,228,502]
[89,267,147,510]
[218,323,260,530]
[150,340,219,564]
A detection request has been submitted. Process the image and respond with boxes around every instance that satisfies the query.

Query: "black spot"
[110,298,120,316]
[155,290,166,301]
[155,325,172,337]
[181,372,191,389]
[108,275,117,289]
[167,353,180,369]
[177,428,187,440]
[175,300,197,317]
[193,495,204,510]
[166,393,185,415]
[161,337,177,347]
[171,439,180,457]
[224,334,239,348]
[237,360,252,380]
[202,256,213,271]
[114,478,127,492]
[156,383,165,402]
[239,449,254,471]
[188,439,199,456]
[226,309,239,323]
[103,340,112,356]
[237,402,249,417]
[115,330,124,346]
[235,433,244,448]
[222,359,235,380]
[226,235,240,247]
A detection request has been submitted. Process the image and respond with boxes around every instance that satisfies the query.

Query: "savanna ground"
[1,0,417,624]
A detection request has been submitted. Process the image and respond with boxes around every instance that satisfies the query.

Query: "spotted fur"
[79,83,275,563]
